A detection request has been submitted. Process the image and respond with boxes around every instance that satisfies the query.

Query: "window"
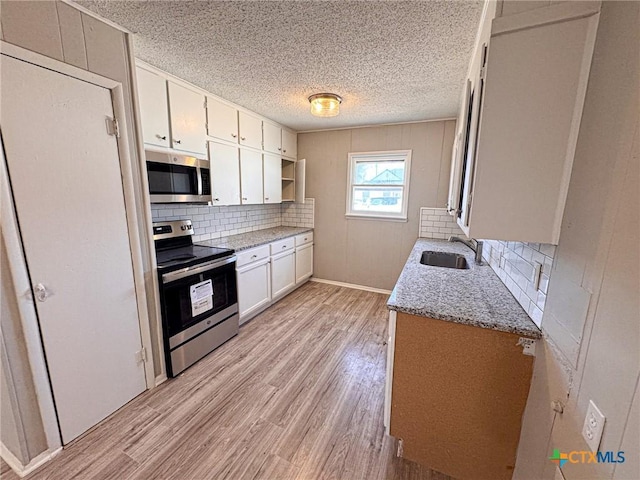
[346,150,412,220]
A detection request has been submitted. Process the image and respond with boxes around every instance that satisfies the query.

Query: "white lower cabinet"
[295,233,314,284]
[271,249,296,299]
[237,259,271,325]
[236,234,313,325]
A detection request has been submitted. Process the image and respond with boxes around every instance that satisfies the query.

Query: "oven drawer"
[270,237,295,254]
[295,232,313,246]
[236,245,270,267]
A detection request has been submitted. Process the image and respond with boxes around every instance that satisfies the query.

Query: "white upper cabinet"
[263,122,282,154]
[206,96,238,143]
[451,3,600,244]
[282,129,297,160]
[167,81,207,156]
[136,67,170,148]
[238,111,263,150]
[208,141,240,205]
[239,149,264,204]
[263,153,282,204]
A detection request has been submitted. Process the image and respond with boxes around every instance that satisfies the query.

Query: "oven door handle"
[161,256,236,284]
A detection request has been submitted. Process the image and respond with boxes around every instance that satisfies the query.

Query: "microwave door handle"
[161,256,236,284]
[197,167,203,196]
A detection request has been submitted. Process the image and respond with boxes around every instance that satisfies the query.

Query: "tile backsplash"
[282,198,315,228]
[151,199,315,242]
[419,207,467,239]
[481,240,555,328]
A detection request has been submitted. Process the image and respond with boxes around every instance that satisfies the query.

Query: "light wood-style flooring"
[2,282,451,480]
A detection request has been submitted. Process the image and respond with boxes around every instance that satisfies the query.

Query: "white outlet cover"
[582,400,606,451]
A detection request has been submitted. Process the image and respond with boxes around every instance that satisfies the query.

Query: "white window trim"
[346,149,412,221]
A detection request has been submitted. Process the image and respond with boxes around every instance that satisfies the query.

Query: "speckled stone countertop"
[387,239,541,339]
[197,226,312,251]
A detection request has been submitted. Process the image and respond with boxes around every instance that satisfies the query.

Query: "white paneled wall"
[151,200,315,242]
[281,198,315,228]
[419,207,466,239]
[482,240,555,327]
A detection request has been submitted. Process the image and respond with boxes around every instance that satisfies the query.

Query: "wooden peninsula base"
[388,312,535,480]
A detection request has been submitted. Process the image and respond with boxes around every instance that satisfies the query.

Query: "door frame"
[0,40,156,439]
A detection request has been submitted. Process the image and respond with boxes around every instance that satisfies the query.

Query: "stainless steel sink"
[420,251,469,269]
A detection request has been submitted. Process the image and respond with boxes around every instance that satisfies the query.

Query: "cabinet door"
[167,81,207,156]
[238,111,263,150]
[295,244,313,284]
[467,12,599,243]
[282,129,297,159]
[237,260,271,324]
[208,142,240,205]
[206,96,238,143]
[136,67,170,148]
[263,153,282,204]
[239,149,263,204]
[263,122,282,154]
[271,250,296,299]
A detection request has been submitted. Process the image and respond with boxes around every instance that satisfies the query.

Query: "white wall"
[513,1,640,478]
[299,120,456,291]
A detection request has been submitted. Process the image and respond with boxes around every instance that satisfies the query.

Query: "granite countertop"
[197,226,312,251]
[387,238,541,339]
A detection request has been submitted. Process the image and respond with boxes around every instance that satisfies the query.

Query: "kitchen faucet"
[448,235,484,265]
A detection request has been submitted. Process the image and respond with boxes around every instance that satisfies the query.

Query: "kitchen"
[0,1,638,480]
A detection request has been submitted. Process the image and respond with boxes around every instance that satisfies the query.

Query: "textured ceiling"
[77,0,484,131]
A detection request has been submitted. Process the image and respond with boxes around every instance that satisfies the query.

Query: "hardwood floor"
[1,282,452,480]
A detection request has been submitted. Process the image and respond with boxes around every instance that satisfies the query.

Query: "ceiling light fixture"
[308,93,342,117]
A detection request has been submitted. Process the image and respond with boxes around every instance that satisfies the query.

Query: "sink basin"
[420,251,469,269]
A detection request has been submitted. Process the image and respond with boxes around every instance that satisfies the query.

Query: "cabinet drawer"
[295,232,313,246]
[236,245,270,267]
[270,238,294,254]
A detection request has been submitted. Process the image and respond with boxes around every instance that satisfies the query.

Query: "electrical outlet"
[533,262,543,290]
[582,400,605,451]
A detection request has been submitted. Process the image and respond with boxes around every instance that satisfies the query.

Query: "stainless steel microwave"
[146,150,211,203]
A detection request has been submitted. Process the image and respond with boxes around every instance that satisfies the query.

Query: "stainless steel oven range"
[153,219,238,377]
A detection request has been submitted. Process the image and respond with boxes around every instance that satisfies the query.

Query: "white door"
[271,250,296,299]
[206,96,238,143]
[295,244,314,284]
[238,111,263,150]
[237,260,271,324]
[1,55,147,444]
[167,81,207,155]
[209,142,240,205]
[240,149,264,204]
[262,122,281,154]
[135,66,170,148]
[263,153,282,204]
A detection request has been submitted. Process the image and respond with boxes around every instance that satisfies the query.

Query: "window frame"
[345,149,412,221]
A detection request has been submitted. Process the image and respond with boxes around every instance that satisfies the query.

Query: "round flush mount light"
[308,93,342,117]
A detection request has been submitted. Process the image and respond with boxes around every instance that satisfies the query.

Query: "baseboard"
[0,442,62,478]
[310,277,392,295]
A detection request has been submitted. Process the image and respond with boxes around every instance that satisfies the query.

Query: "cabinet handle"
[241,136,246,141]
[156,134,167,140]
[283,149,287,153]
[251,255,257,259]
[265,197,269,200]
[278,147,281,151]
[231,133,237,138]
[214,198,220,201]
[242,197,247,201]
[282,245,287,249]
[174,139,182,144]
